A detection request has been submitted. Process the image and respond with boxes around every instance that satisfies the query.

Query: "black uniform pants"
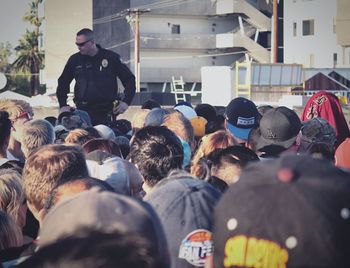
[75,101,113,126]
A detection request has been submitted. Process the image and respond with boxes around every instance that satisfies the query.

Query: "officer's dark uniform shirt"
[56,44,135,108]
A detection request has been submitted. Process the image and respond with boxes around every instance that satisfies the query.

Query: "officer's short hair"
[76,28,94,40]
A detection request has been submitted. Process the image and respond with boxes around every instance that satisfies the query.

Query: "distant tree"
[12,0,44,96]
[0,42,12,73]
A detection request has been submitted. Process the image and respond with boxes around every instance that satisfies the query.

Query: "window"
[171,24,180,34]
[333,53,338,67]
[293,22,297,36]
[302,20,314,36]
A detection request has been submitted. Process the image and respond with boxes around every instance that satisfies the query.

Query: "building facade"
[284,0,350,68]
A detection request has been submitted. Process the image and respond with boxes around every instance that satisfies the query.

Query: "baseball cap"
[94,124,116,140]
[225,97,260,140]
[213,153,350,268]
[299,117,337,151]
[40,189,170,268]
[254,106,301,151]
[145,175,221,268]
[174,105,197,120]
[144,108,170,127]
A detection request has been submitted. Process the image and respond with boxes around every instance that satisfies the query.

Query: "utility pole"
[128,9,150,93]
[273,0,278,63]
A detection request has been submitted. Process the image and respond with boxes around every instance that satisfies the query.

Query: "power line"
[93,0,201,25]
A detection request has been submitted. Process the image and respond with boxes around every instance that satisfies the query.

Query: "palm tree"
[12,0,44,96]
[12,30,44,96]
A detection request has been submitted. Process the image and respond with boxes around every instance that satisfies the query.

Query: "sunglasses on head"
[13,112,32,122]
[75,39,92,47]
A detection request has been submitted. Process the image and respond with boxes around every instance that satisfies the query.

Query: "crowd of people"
[0,90,349,267]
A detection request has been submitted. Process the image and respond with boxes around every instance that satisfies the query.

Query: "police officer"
[56,28,136,125]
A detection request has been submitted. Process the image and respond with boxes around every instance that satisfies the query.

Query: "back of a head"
[128,126,183,188]
[161,111,194,145]
[0,99,33,122]
[21,119,55,158]
[301,91,350,147]
[145,175,221,268]
[18,229,157,268]
[191,130,236,179]
[23,144,88,213]
[213,154,350,268]
[40,190,170,267]
[0,211,23,251]
[0,169,25,227]
[195,103,217,122]
[141,99,161,110]
[64,128,93,146]
[82,138,122,158]
[210,145,259,184]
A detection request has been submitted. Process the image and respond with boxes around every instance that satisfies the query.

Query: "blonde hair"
[21,119,55,158]
[23,144,88,212]
[0,99,33,121]
[131,109,150,134]
[190,130,236,179]
[65,129,93,146]
[0,169,24,226]
[0,211,23,250]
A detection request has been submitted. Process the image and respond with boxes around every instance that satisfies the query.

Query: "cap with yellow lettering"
[212,153,350,268]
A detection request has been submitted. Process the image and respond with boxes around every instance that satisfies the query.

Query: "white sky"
[0,0,34,48]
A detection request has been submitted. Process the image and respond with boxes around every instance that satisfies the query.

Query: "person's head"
[127,126,183,193]
[205,114,226,135]
[64,128,94,146]
[142,99,161,110]
[44,116,57,127]
[251,106,302,157]
[298,117,337,160]
[301,91,350,148]
[113,135,130,159]
[195,103,217,122]
[0,211,23,251]
[18,229,157,268]
[161,111,195,149]
[57,111,84,130]
[212,154,350,268]
[0,111,12,154]
[144,108,171,127]
[75,28,97,56]
[94,124,116,140]
[82,138,122,158]
[39,190,170,267]
[209,145,259,185]
[0,169,27,228]
[21,119,55,158]
[23,144,88,220]
[44,176,114,212]
[145,174,221,268]
[225,97,261,144]
[0,99,33,143]
[191,130,236,179]
[131,109,151,135]
[190,116,207,140]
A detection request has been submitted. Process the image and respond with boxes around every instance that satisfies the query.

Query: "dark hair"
[195,103,217,122]
[142,99,161,110]
[114,136,130,159]
[76,28,94,40]
[0,111,11,148]
[82,138,122,158]
[17,229,157,268]
[108,119,132,136]
[44,116,57,127]
[127,126,184,187]
[205,114,225,135]
[84,127,102,138]
[209,145,259,170]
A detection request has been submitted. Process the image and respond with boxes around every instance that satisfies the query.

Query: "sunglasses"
[13,112,32,122]
[75,39,92,47]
